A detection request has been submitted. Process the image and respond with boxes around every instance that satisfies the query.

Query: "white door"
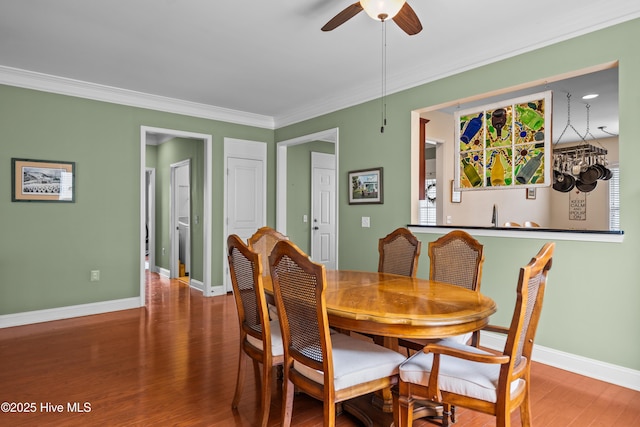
[225,138,267,293]
[170,160,190,279]
[311,152,336,270]
[226,156,265,290]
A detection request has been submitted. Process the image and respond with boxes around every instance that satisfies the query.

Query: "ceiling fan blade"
[321,2,363,31]
[393,3,423,35]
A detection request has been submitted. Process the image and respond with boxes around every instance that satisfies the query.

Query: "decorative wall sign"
[348,167,383,204]
[569,191,587,220]
[455,91,552,191]
[12,158,75,202]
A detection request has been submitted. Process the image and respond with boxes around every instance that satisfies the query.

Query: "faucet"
[491,204,498,228]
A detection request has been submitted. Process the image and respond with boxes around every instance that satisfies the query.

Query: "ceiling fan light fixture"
[360,0,406,21]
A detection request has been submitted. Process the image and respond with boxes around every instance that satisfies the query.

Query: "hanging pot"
[576,179,598,192]
[601,167,613,180]
[579,163,600,185]
[593,162,607,180]
[553,173,575,192]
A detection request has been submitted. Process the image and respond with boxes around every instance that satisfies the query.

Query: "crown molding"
[0,66,275,130]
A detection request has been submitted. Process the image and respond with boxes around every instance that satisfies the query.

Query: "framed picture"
[11,158,75,202]
[348,167,383,204]
[451,180,462,203]
[526,187,536,200]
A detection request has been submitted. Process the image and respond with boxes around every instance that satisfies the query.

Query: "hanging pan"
[576,179,597,192]
[601,165,613,180]
[579,162,600,185]
[553,172,575,192]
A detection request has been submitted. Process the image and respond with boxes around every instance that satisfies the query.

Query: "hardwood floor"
[1,272,638,426]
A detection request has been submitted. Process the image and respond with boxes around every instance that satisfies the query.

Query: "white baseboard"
[481,331,640,392]
[189,279,204,293]
[0,297,141,328]
[157,267,170,278]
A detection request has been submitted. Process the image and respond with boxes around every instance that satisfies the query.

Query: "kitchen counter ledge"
[408,225,624,243]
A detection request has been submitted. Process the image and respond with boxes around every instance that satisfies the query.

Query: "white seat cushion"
[399,338,522,403]
[246,319,284,357]
[447,332,473,345]
[294,333,406,391]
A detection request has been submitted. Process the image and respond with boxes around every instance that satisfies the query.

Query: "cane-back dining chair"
[227,234,284,427]
[428,230,485,346]
[378,227,422,277]
[248,226,289,319]
[394,242,555,427]
[399,230,484,353]
[248,226,289,278]
[397,230,485,422]
[269,240,406,427]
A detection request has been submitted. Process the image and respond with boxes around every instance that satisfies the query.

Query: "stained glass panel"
[455,91,551,190]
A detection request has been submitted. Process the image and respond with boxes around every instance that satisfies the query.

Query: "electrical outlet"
[90,270,100,282]
[361,216,370,228]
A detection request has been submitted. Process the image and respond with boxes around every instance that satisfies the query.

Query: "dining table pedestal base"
[342,393,442,427]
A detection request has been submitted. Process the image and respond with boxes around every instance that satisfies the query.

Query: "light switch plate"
[361,216,370,228]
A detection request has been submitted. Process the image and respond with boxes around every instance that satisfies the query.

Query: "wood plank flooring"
[1,272,638,426]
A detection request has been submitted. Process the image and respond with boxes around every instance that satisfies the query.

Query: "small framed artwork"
[526,187,536,200]
[12,158,75,202]
[348,167,383,204]
[451,180,462,203]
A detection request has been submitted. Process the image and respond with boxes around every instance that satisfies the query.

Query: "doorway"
[140,126,213,306]
[276,128,339,268]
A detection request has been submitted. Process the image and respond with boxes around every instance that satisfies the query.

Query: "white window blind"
[609,167,620,230]
[418,178,437,225]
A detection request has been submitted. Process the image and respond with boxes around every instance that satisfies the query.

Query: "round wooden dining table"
[264,269,497,341]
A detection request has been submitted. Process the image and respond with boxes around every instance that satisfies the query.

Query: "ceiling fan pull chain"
[381,20,387,133]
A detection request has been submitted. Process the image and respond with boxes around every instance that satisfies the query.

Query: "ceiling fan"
[321,0,422,35]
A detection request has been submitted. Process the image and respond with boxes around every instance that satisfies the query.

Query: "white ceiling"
[1,1,639,131]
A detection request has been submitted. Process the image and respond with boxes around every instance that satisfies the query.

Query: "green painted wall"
[276,19,640,371]
[0,85,274,314]
[286,141,335,253]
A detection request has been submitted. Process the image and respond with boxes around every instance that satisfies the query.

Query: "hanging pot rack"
[552,93,610,193]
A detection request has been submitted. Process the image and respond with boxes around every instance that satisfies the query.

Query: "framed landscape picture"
[348,167,383,204]
[11,158,75,202]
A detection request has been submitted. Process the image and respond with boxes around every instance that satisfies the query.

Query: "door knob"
[313,226,319,230]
